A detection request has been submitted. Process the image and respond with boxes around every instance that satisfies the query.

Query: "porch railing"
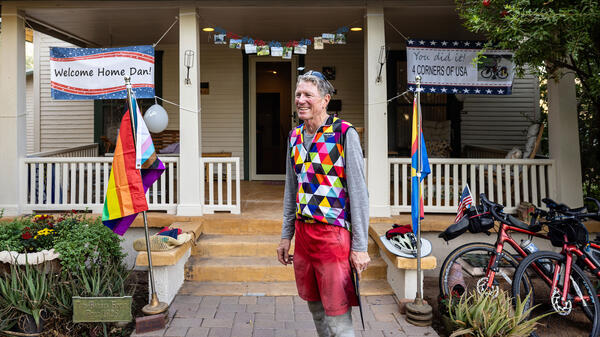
[202,157,241,214]
[27,143,98,158]
[389,158,556,214]
[21,157,179,214]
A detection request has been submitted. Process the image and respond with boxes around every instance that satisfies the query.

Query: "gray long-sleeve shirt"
[281,122,370,252]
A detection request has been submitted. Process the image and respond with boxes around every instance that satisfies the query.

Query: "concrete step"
[177,280,394,296]
[185,256,387,282]
[192,234,380,258]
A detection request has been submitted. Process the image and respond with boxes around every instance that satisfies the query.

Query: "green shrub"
[448,290,549,337]
[53,214,125,275]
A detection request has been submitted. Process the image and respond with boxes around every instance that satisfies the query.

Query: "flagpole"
[406,76,432,327]
[124,77,168,315]
[415,76,423,303]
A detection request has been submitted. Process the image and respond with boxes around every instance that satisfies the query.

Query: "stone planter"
[0,249,61,274]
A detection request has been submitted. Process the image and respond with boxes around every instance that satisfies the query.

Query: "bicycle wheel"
[439,242,532,299]
[498,66,509,79]
[512,251,600,337]
[480,68,493,79]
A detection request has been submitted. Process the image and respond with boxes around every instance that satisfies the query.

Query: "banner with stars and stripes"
[406,39,514,95]
[50,45,155,100]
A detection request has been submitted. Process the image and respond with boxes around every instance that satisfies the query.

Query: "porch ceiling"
[22,6,367,47]
[19,1,478,48]
[384,5,480,43]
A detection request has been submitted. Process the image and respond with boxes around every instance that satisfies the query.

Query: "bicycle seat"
[439,216,469,242]
[542,198,586,215]
[506,214,537,231]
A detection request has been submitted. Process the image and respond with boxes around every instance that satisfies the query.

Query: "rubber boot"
[308,301,331,337]
[325,309,355,337]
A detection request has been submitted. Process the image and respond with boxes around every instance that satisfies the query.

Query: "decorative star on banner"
[405,39,514,95]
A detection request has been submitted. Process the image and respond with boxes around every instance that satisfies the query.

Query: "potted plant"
[0,214,61,273]
[447,289,549,337]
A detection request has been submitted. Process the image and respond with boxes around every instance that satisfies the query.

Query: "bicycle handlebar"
[479,193,506,223]
[542,197,600,220]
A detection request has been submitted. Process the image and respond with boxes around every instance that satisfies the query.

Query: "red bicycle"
[438,194,561,299]
[511,198,600,337]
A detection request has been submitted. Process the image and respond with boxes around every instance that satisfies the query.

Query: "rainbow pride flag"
[411,94,431,235]
[102,97,164,235]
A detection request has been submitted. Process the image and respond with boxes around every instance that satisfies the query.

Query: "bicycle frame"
[484,221,550,289]
[571,241,600,278]
[526,239,600,306]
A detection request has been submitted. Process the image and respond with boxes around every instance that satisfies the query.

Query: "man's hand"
[277,239,292,265]
[350,251,371,279]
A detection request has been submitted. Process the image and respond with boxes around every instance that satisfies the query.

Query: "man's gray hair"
[297,70,335,98]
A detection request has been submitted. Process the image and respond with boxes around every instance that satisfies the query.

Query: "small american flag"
[455,185,474,223]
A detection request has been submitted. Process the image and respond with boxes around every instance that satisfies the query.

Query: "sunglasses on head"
[305,70,327,81]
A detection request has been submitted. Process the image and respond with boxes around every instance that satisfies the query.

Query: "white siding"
[461,74,540,150]
[199,45,245,177]
[305,43,364,127]
[38,33,94,152]
[159,44,245,178]
[26,74,34,154]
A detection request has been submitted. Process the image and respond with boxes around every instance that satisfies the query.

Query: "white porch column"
[0,6,26,215]
[364,1,390,217]
[547,71,583,207]
[177,7,203,216]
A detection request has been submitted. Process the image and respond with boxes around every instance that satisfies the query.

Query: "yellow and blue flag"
[411,95,431,234]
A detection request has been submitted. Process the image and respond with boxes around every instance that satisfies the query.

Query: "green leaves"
[447,289,550,337]
[0,263,55,330]
[455,0,600,97]
[53,215,125,275]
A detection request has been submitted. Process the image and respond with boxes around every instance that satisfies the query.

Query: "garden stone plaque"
[73,296,132,323]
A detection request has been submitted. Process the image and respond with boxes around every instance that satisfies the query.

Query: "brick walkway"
[131,295,439,337]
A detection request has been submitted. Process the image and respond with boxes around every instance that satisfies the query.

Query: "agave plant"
[448,289,550,337]
[0,263,54,332]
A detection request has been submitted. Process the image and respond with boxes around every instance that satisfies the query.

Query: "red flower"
[22,232,32,240]
[483,0,490,7]
[24,227,31,230]
[71,210,78,214]
[48,224,54,228]
[500,10,508,17]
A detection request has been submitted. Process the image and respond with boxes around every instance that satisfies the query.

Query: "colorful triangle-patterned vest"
[289,116,354,230]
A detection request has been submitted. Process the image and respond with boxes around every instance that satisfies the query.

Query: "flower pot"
[18,314,44,335]
[1,314,44,336]
[0,249,61,274]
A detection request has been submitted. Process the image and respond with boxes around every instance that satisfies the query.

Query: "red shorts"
[293,220,358,316]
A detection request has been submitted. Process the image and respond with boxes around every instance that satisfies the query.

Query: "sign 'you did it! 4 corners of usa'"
[406,39,515,95]
[50,45,155,100]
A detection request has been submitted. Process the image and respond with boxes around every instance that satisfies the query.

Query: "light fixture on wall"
[184,50,194,86]
[202,27,215,32]
[376,45,388,83]
[350,27,362,31]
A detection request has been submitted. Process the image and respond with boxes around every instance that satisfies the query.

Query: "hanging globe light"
[144,104,169,133]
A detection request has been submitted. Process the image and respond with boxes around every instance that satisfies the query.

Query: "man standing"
[277,70,370,337]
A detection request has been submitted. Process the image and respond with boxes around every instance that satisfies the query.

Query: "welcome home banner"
[50,45,155,100]
[406,39,514,95]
